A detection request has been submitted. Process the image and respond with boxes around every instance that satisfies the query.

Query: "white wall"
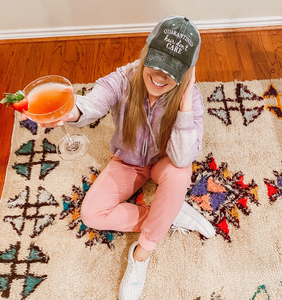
[0,0,282,38]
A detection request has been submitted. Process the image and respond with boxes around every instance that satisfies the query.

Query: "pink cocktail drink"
[22,75,89,160]
[24,82,75,123]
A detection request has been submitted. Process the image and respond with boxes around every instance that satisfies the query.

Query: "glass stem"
[60,125,79,151]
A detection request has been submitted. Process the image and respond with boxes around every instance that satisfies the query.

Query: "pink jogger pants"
[80,156,192,251]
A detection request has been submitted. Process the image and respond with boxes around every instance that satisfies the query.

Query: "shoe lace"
[170,225,191,237]
[125,258,145,286]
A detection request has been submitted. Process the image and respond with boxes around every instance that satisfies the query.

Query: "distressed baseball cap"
[144,15,201,84]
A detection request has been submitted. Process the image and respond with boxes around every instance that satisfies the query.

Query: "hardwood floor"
[1,27,282,197]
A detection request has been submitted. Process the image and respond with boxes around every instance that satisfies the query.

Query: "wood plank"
[1,28,282,198]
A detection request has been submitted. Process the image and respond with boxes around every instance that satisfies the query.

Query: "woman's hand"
[180,66,196,112]
[21,105,81,128]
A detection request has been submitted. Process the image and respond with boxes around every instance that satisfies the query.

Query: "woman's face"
[143,67,177,101]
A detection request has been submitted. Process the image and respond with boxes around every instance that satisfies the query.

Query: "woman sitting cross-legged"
[33,15,216,300]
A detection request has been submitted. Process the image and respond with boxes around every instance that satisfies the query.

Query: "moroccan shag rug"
[1,79,282,300]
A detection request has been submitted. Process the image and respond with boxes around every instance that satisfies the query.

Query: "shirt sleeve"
[166,84,204,167]
[67,65,129,128]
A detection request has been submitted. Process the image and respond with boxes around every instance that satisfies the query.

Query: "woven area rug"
[1,79,282,300]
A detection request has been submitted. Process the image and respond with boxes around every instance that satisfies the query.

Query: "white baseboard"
[0,16,282,40]
[196,16,282,30]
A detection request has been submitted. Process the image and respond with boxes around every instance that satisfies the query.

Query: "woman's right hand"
[21,105,81,128]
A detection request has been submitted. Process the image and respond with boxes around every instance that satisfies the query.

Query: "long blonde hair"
[122,44,193,157]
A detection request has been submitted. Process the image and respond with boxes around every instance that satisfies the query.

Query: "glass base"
[57,134,90,160]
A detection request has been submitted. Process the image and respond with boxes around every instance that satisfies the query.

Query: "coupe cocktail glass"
[23,75,89,160]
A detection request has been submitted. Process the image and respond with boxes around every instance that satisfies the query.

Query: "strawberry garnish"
[11,98,29,113]
[0,91,28,113]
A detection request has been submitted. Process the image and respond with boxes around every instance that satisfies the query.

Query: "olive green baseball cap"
[144,15,201,84]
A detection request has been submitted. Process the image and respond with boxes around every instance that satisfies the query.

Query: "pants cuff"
[138,233,157,251]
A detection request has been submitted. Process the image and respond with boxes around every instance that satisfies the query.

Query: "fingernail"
[68,113,74,119]
[57,121,64,126]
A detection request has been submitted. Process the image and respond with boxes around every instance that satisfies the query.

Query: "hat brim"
[144,48,188,84]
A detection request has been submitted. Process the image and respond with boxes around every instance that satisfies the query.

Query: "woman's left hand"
[180,66,196,112]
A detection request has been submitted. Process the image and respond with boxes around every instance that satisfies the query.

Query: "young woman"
[33,15,215,300]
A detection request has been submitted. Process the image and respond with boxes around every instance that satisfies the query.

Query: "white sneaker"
[172,201,215,238]
[118,241,150,300]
